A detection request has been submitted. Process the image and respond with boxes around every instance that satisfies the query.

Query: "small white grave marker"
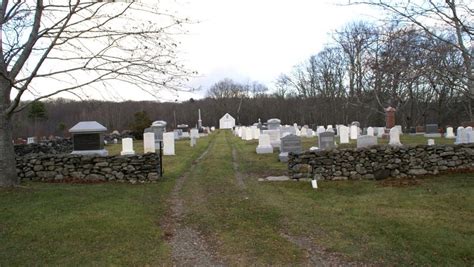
[120,138,135,155]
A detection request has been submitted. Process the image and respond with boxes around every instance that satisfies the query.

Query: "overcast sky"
[22,0,380,102]
[176,0,379,100]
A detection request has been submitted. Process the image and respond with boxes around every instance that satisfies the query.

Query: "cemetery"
[4,116,474,265]
[1,1,474,265]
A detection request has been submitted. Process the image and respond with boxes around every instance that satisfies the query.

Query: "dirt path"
[231,147,247,190]
[161,138,224,266]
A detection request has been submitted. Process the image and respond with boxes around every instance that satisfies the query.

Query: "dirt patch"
[160,138,224,266]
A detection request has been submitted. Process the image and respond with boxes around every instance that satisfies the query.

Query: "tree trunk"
[0,112,19,186]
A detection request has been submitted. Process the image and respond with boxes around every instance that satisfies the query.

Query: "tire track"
[161,136,224,266]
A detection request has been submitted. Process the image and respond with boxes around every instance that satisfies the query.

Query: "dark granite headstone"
[280,134,302,153]
[424,124,441,137]
[279,134,301,162]
[318,132,335,150]
[426,124,438,134]
[69,121,108,156]
[73,133,103,151]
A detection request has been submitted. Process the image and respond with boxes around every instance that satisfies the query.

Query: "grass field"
[1,131,472,265]
[0,137,211,265]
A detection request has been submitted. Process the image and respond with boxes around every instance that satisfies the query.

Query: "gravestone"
[143,132,155,153]
[251,125,260,140]
[69,121,108,156]
[316,126,325,136]
[293,123,301,136]
[240,127,247,140]
[455,126,465,144]
[466,127,473,143]
[445,127,455,138]
[351,121,360,127]
[245,127,253,141]
[427,139,435,146]
[389,127,402,146]
[120,138,135,155]
[280,126,294,138]
[306,129,313,137]
[416,126,425,134]
[318,131,335,150]
[151,120,166,149]
[339,126,349,144]
[384,107,396,128]
[424,124,441,138]
[263,129,281,149]
[190,136,197,147]
[27,137,36,144]
[190,128,199,139]
[256,134,273,154]
[279,134,302,162]
[163,132,175,155]
[357,135,378,148]
[395,125,403,134]
[267,118,281,130]
[350,125,358,140]
[300,127,308,137]
[467,131,474,144]
[367,127,374,136]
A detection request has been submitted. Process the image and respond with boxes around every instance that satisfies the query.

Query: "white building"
[219,113,235,129]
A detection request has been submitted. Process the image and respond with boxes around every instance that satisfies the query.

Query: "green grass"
[1,131,472,265]
[0,136,211,265]
[230,131,473,265]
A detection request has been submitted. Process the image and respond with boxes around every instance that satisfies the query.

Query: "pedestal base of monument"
[256,145,273,154]
[71,149,108,156]
[279,152,289,162]
[120,150,135,156]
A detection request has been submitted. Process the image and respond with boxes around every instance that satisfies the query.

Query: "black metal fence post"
[159,140,163,177]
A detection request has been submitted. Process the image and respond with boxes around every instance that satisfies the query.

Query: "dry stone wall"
[289,144,474,180]
[14,140,73,156]
[16,153,161,183]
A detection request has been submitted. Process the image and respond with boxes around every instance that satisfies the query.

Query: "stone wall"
[16,153,161,183]
[288,144,474,180]
[15,139,73,156]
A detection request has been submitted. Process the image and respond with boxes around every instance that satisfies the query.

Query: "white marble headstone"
[445,127,455,138]
[367,127,374,136]
[350,125,358,140]
[339,126,349,144]
[251,125,260,140]
[256,134,273,154]
[190,128,199,139]
[455,126,465,144]
[120,138,135,155]
[316,126,325,136]
[245,127,253,141]
[163,132,175,155]
[263,129,281,149]
[389,127,402,146]
[357,135,377,148]
[143,132,155,153]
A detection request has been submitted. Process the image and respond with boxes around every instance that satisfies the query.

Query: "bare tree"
[0,1,191,186]
[348,0,474,119]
